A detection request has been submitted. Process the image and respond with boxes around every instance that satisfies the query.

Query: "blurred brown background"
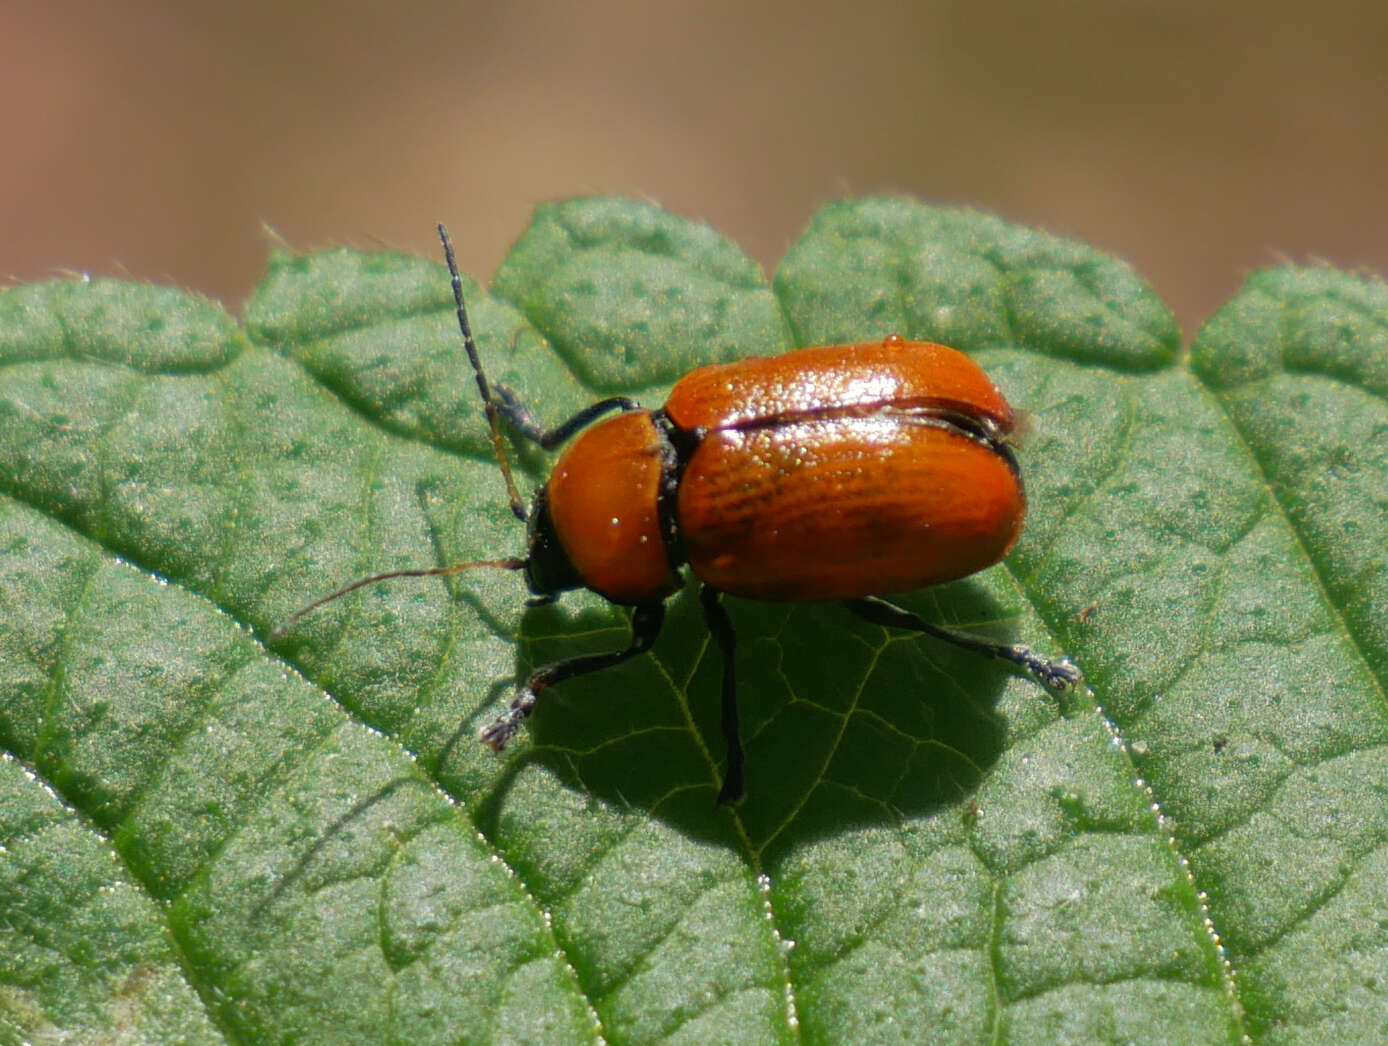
[4,0,1385,336]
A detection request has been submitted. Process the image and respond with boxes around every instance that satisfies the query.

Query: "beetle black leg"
[845,596,1082,691]
[492,384,642,450]
[700,585,745,806]
[440,224,643,521]
[480,602,666,751]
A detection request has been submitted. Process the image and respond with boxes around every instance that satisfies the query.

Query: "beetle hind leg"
[480,602,667,751]
[845,595,1082,691]
[699,585,746,806]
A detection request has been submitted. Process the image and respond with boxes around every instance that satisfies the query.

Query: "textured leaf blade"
[1189,266,1388,1042]
[6,197,1383,1042]
[0,278,597,1043]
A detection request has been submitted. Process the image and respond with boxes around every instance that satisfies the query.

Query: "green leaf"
[1,196,1383,1043]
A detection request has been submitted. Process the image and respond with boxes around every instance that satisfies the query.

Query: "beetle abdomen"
[678,414,1024,601]
[666,337,1024,601]
[664,338,1015,433]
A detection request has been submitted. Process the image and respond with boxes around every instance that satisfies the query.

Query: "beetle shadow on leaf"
[485,580,1023,855]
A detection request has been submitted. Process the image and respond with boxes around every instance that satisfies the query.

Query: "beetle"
[274,224,1081,805]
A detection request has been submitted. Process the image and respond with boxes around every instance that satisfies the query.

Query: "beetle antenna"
[268,557,526,641]
[438,223,529,521]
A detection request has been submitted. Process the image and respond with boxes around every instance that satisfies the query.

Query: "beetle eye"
[524,489,583,597]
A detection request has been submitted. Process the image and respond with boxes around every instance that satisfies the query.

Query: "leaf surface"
[2,197,1383,1043]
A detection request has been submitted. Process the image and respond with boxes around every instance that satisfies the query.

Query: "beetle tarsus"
[480,693,536,750]
[496,386,644,451]
[716,776,746,806]
[1015,652,1083,691]
[479,603,668,752]
[845,596,1080,692]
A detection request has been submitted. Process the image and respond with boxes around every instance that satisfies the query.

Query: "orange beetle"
[276,226,1081,804]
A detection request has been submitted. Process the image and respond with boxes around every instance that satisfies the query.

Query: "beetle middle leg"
[845,595,1082,691]
[481,602,666,751]
[699,585,745,806]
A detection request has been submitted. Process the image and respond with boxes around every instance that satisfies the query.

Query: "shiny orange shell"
[545,410,680,603]
[664,335,1015,433]
[665,337,1024,601]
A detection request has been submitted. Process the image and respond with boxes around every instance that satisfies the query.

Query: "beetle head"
[522,486,583,600]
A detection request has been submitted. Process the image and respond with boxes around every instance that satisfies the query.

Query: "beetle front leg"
[699,585,746,806]
[481,602,666,750]
[845,596,1082,691]
[492,385,642,450]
